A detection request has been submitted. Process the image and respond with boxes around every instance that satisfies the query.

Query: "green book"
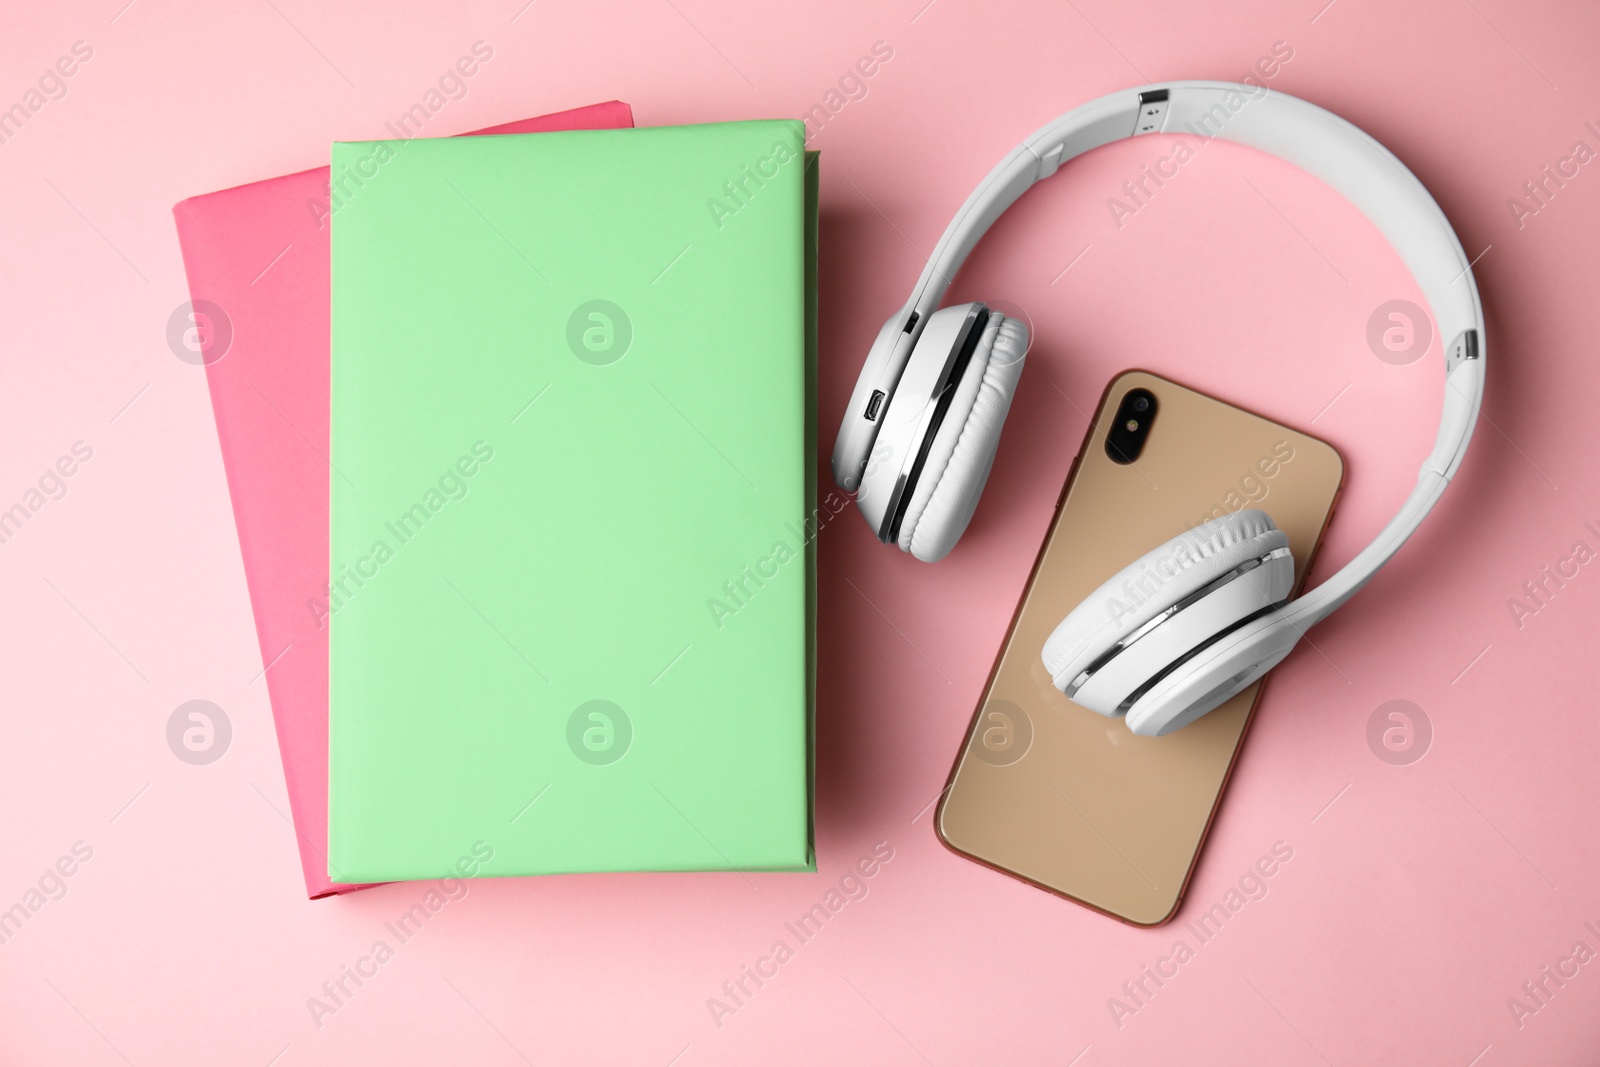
[327,122,816,881]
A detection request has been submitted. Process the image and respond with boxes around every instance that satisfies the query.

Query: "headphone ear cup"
[896,313,1028,562]
[1124,614,1302,736]
[1042,510,1294,722]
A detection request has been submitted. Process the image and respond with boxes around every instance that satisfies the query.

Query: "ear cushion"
[895,313,1027,563]
[1041,510,1289,689]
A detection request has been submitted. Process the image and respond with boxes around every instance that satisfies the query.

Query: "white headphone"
[832,81,1485,737]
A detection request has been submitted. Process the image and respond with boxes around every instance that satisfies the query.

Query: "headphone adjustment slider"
[1445,328,1480,373]
[1133,89,1169,136]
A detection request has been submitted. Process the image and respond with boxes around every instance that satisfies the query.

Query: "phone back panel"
[936,371,1343,925]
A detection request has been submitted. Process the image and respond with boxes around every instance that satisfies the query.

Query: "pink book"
[174,101,635,898]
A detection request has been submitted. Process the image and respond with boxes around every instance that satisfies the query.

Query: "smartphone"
[935,370,1343,925]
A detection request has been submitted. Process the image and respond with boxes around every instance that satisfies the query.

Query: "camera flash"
[1125,419,1139,431]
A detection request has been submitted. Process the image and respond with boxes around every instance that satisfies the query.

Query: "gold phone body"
[936,371,1344,925]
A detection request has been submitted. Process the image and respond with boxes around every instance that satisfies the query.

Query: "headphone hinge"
[1035,142,1066,179]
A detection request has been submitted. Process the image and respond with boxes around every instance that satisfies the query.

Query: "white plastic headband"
[896,80,1484,628]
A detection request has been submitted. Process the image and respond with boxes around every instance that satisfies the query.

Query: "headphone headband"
[893,81,1484,626]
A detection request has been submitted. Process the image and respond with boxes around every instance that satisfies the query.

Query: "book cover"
[328,121,815,880]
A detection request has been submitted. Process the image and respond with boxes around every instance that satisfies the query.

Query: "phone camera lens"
[1106,388,1158,465]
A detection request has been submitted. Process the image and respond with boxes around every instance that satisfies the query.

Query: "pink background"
[2,0,1597,1064]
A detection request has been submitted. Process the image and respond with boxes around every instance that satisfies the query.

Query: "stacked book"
[174,102,817,896]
